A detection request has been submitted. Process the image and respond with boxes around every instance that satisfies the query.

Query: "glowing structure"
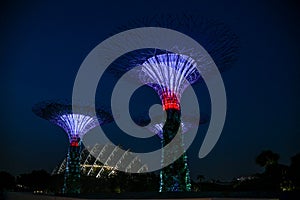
[110,52,213,192]
[137,114,207,192]
[137,113,207,139]
[109,15,239,192]
[141,53,209,191]
[53,143,148,177]
[32,101,113,194]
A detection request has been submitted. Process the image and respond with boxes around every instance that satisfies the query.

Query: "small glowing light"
[161,92,180,110]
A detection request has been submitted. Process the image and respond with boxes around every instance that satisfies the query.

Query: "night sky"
[1,0,300,181]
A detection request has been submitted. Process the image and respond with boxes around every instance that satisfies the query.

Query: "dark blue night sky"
[1,0,300,181]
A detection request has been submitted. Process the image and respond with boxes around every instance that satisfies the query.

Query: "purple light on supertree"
[139,53,200,110]
[137,113,208,139]
[32,100,113,194]
[53,114,99,145]
[33,101,112,144]
[148,120,206,139]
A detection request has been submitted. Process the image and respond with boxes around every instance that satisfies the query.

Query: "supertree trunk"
[160,108,191,192]
[64,137,81,194]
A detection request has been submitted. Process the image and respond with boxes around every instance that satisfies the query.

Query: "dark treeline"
[233,150,300,192]
[193,151,300,193]
[0,170,159,194]
[1,151,300,194]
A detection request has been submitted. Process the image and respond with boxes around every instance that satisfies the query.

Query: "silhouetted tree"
[255,150,290,191]
[290,153,300,188]
[194,175,205,192]
[256,150,279,168]
[17,170,51,191]
[0,171,15,191]
[197,175,205,183]
[49,174,64,193]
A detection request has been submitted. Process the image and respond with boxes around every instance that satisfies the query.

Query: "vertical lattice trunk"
[160,108,191,192]
[63,139,81,194]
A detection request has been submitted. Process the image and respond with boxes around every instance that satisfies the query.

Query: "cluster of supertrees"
[33,14,239,194]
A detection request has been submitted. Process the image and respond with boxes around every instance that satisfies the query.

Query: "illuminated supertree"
[32,101,113,194]
[138,53,201,191]
[137,114,207,192]
[108,14,239,192]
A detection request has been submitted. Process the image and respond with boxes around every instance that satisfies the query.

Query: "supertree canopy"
[32,101,113,194]
[53,114,99,146]
[139,53,200,111]
[108,15,239,192]
[137,113,208,139]
[109,14,239,79]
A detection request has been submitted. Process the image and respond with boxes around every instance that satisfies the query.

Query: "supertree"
[136,114,208,192]
[139,53,202,192]
[108,14,239,192]
[32,100,113,194]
